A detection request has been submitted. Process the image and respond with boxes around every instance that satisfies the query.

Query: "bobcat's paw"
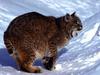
[43,57,54,70]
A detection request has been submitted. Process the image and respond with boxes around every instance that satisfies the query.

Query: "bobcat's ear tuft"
[65,13,70,22]
[71,12,76,16]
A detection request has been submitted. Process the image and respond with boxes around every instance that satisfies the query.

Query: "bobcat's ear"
[65,13,70,22]
[66,13,70,17]
[71,12,76,16]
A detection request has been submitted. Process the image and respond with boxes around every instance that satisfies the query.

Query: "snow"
[0,0,100,75]
[80,22,100,43]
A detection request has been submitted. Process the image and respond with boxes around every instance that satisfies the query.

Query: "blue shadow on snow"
[0,48,68,69]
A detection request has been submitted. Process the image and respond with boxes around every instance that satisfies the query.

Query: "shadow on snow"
[0,48,68,70]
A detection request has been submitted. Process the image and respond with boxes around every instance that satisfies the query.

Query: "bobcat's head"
[61,12,83,39]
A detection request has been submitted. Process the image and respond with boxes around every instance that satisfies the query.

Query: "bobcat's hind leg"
[16,48,41,73]
[43,41,57,70]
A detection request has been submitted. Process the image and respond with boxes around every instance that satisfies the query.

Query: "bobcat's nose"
[77,25,83,31]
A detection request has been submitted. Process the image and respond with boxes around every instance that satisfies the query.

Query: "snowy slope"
[0,0,100,75]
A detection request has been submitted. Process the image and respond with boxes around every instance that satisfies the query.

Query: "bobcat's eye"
[76,21,80,25]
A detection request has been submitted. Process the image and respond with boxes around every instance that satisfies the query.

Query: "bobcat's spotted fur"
[4,12,82,73]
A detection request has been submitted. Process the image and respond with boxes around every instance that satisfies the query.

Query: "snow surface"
[0,0,100,75]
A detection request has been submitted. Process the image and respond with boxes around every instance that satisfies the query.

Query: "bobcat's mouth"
[71,28,81,37]
[72,30,79,37]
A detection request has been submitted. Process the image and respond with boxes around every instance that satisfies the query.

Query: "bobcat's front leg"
[43,41,57,70]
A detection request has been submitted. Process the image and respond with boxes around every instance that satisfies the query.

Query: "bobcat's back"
[5,12,57,54]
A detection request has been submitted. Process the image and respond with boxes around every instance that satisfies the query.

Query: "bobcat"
[4,12,82,73]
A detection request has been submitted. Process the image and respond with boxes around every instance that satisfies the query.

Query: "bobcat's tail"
[3,31,15,55]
